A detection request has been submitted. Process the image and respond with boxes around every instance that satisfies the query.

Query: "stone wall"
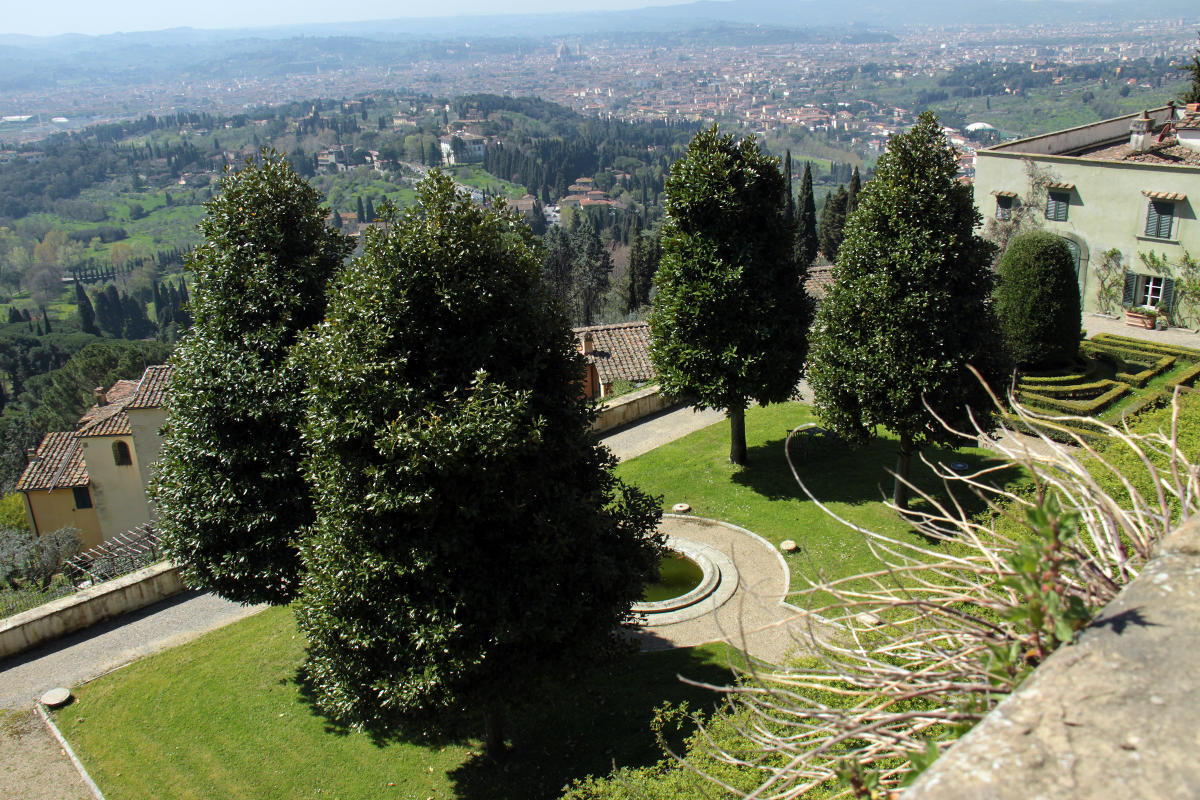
[591,385,676,434]
[906,517,1200,799]
[0,562,185,659]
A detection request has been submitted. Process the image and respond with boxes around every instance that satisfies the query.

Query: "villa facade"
[16,364,171,547]
[974,102,1200,318]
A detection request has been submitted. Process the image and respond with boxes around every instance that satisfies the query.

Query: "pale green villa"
[974,102,1200,319]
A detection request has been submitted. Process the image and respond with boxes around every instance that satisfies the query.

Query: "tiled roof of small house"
[574,321,656,387]
[805,264,836,300]
[15,431,88,492]
[76,379,138,437]
[127,364,173,409]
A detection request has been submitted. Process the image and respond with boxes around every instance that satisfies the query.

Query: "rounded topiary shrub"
[994,231,1082,368]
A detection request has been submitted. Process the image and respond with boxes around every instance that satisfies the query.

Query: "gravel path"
[602,403,726,461]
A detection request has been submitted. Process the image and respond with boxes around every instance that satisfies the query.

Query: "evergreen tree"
[847,166,862,215]
[356,196,366,224]
[295,172,662,756]
[152,152,352,606]
[542,225,574,313]
[807,112,1007,509]
[649,127,810,465]
[794,162,819,269]
[40,307,51,334]
[784,150,795,227]
[571,217,612,326]
[625,229,659,314]
[818,186,849,262]
[120,293,156,340]
[364,197,376,223]
[93,285,124,337]
[993,231,1081,368]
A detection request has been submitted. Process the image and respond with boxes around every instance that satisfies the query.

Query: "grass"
[615,402,1017,588]
[54,607,738,800]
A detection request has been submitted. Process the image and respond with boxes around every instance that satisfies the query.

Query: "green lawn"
[55,607,737,800]
[53,401,1015,799]
[615,402,1017,588]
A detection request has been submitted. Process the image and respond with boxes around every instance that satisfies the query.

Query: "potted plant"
[1124,305,1157,329]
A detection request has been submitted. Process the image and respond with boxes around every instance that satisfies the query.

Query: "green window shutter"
[1145,200,1173,239]
[1122,272,1137,306]
[1046,191,1069,222]
[1161,276,1176,312]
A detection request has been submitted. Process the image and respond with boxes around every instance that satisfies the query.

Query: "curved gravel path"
[631,515,809,665]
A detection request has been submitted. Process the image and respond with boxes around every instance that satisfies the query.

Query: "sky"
[5,0,700,37]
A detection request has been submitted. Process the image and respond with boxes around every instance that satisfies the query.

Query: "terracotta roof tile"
[574,321,656,386]
[16,432,88,492]
[127,364,172,409]
[76,379,138,437]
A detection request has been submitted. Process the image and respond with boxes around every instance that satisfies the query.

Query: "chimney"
[94,386,108,406]
[581,332,594,355]
[26,447,38,464]
[1129,110,1153,152]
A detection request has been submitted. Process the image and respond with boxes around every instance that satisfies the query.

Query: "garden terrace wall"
[906,517,1200,799]
[590,385,677,434]
[0,561,184,659]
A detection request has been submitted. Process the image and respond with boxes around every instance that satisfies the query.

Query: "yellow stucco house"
[16,365,171,548]
[974,102,1200,317]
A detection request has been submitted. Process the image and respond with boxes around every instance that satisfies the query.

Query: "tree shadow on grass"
[447,643,736,800]
[285,638,737,800]
[733,433,1023,520]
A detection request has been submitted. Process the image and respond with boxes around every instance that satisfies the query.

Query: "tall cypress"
[848,167,862,215]
[784,150,795,228]
[819,186,849,263]
[356,196,366,224]
[794,163,819,268]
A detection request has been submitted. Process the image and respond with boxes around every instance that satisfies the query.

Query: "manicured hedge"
[1090,334,1200,362]
[1018,381,1129,415]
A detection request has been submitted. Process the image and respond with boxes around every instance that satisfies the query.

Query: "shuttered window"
[1045,190,1069,222]
[996,195,1013,220]
[1144,200,1174,239]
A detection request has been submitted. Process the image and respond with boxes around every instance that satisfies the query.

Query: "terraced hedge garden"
[1011,333,1200,442]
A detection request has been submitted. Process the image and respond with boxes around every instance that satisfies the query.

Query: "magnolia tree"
[294,173,663,755]
[808,112,1008,508]
[153,152,351,605]
[649,126,810,465]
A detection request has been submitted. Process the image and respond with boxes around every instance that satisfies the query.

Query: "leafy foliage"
[649,126,810,464]
[294,172,663,742]
[994,231,1082,368]
[152,152,351,606]
[808,112,1006,506]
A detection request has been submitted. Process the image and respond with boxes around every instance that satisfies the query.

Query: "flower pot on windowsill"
[1124,309,1156,329]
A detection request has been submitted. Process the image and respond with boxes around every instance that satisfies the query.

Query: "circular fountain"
[632,535,738,624]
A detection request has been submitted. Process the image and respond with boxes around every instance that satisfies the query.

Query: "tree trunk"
[894,432,913,510]
[729,404,747,465]
[484,705,507,759]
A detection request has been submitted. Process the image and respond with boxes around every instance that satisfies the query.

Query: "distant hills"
[2,0,1198,49]
[0,0,1195,97]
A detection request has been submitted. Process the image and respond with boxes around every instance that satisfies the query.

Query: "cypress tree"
[795,162,819,268]
[364,197,376,223]
[784,150,795,228]
[356,196,366,224]
[818,186,849,263]
[41,307,51,334]
[848,166,862,215]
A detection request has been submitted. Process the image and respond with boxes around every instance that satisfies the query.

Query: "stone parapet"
[906,518,1200,799]
[0,562,185,659]
[591,385,677,434]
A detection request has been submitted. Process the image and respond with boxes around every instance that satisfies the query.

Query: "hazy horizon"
[5,0,707,38]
